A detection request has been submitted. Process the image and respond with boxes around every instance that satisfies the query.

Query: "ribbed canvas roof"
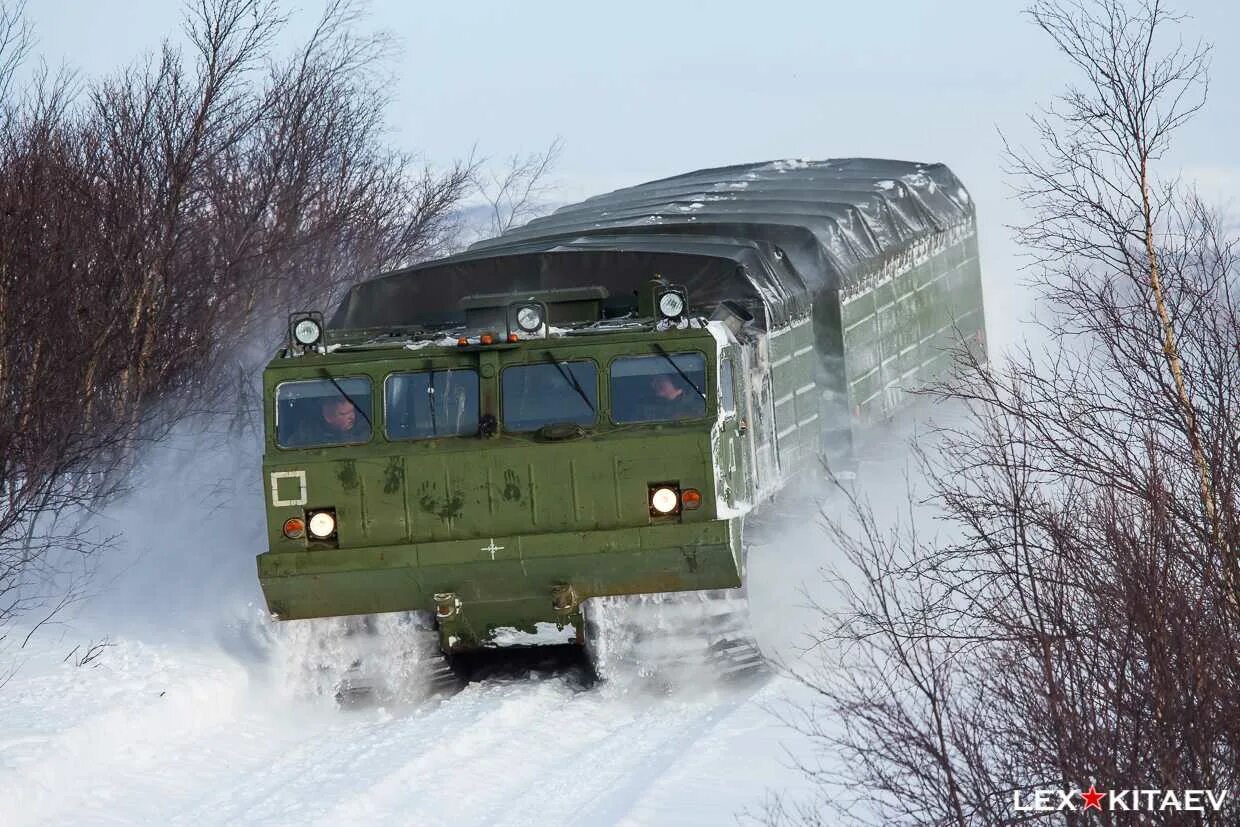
[329,158,974,331]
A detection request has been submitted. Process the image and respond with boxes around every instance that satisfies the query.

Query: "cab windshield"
[502,360,598,432]
[610,353,707,423]
[275,377,372,448]
[385,369,479,440]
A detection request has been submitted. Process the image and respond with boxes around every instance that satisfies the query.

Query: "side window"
[501,361,598,432]
[275,377,372,448]
[720,357,736,416]
[610,353,707,424]
[385,369,480,440]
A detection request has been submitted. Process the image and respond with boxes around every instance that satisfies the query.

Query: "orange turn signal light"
[282,517,306,539]
[507,333,519,343]
[480,333,494,345]
[682,489,702,510]
[457,337,469,347]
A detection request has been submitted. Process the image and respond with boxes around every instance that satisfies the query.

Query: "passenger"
[644,373,704,421]
[296,396,369,445]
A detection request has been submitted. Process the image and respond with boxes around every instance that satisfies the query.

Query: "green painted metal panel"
[258,519,741,621]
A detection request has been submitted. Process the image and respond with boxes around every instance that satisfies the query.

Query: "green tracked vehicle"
[256,158,986,678]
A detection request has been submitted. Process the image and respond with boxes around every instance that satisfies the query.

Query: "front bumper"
[257,519,742,645]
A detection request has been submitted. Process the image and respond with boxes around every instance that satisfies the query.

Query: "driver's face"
[322,398,357,431]
[651,375,682,401]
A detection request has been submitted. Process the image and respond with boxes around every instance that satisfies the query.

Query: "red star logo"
[1081,785,1105,811]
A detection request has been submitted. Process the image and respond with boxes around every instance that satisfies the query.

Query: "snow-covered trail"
[0,428,869,826]
[0,631,806,827]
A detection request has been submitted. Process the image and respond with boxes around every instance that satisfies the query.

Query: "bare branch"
[474,136,563,236]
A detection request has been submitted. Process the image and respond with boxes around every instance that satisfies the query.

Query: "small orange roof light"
[682,489,702,510]
[480,333,494,345]
[457,337,469,347]
[507,333,519,343]
[282,517,306,539]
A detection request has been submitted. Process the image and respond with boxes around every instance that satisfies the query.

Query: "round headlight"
[308,511,336,538]
[516,305,544,332]
[657,291,685,319]
[650,487,679,514]
[293,318,322,346]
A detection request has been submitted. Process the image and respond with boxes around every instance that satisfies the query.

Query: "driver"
[645,373,705,420]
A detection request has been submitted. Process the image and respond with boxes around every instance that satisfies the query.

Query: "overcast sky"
[23,0,1240,336]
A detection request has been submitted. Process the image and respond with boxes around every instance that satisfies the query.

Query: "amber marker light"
[507,333,519,343]
[681,489,702,510]
[457,337,469,347]
[480,333,494,345]
[282,517,305,539]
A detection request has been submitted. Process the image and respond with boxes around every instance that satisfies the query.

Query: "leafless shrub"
[64,637,112,668]
[0,0,471,649]
[767,2,1240,824]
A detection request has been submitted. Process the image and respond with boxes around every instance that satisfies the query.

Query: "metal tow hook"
[434,592,461,619]
[550,584,578,614]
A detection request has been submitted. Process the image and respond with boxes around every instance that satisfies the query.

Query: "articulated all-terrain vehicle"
[256,158,985,683]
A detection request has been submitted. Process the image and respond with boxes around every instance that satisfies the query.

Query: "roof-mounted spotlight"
[506,299,549,339]
[288,311,325,354]
[515,304,544,332]
[640,275,689,323]
[657,289,687,320]
[293,318,322,346]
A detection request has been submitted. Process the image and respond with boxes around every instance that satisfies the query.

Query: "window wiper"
[319,370,372,428]
[652,344,706,400]
[544,353,596,415]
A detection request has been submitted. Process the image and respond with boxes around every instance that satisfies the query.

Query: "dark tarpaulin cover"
[329,158,975,331]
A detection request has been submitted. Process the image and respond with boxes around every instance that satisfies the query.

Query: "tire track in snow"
[2,638,773,826]
[169,680,555,825]
[310,681,763,827]
[495,686,761,827]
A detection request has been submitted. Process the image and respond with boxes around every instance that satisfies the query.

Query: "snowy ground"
[0,429,843,827]
[0,632,821,827]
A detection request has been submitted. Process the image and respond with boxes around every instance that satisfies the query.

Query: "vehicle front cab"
[257,285,750,652]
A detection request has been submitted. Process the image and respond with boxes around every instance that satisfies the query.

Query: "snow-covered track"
[0,633,780,827]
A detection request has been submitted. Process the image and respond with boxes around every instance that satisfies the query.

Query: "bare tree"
[474,136,563,236]
[0,0,472,652]
[765,2,1240,824]
[0,0,28,105]
[1011,0,1226,569]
